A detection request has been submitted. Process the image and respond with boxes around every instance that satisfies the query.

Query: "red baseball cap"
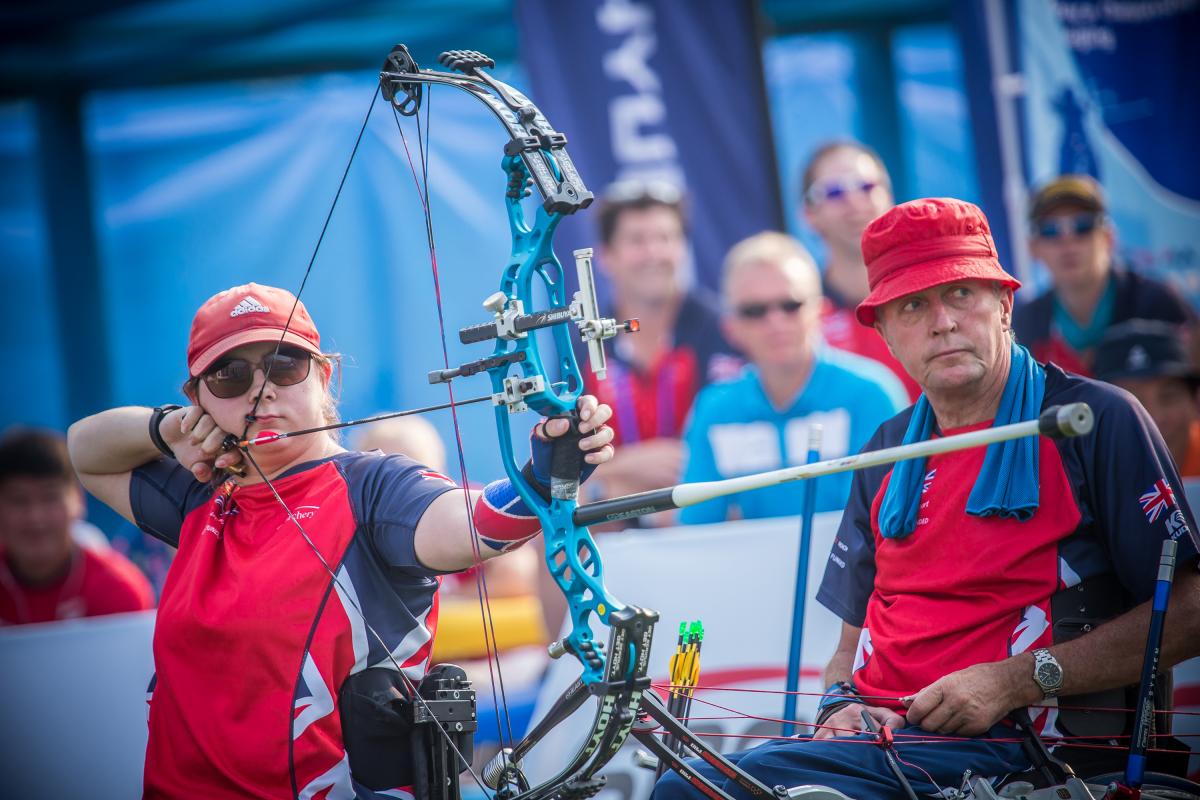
[854,198,1020,326]
[187,283,321,376]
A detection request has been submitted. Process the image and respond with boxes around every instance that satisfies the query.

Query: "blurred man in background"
[0,427,153,625]
[585,180,741,513]
[1016,175,1194,376]
[679,232,907,524]
[801,139,920,399]
[1095,319,1200,477]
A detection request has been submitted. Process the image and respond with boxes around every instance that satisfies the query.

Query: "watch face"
[1036,662,1062,686]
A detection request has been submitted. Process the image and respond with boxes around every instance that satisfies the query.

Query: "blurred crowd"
[3,141,1197,665]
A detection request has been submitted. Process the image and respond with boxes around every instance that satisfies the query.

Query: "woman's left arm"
[413,396,614,572]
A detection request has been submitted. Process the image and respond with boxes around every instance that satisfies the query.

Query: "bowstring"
[239,85,382,444]
[657,689,1200,757]
[652,681,1200,718]
[391,92,516,750]
[218,83,495,796]
[241,448,493,797]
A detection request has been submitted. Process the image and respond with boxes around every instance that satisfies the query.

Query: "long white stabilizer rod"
[574,402,1093,526]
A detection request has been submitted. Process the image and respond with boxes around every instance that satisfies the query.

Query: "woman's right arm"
[68,405,236,523]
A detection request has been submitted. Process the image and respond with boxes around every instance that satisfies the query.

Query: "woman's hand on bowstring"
[161,405,245,482]
[812,703,905,740]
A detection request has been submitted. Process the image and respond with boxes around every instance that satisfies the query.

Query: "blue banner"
[515,0,784,295]
[1018,0,1200,304]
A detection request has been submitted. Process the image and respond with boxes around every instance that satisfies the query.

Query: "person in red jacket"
[0,427,153,625]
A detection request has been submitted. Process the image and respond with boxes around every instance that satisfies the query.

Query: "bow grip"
[547,413,584,501]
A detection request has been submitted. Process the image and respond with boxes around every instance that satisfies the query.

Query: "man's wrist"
[814,681,864,726]
[1008,651,1046,707]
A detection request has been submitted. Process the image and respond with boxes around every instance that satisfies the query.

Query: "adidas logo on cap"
[230,296,270,317]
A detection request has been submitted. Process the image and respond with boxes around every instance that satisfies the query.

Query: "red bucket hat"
[187,283,322,377]
[855,198,1020,326]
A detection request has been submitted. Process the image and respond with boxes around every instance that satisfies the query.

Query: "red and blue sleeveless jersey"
[130,451,456,799]
[817,364,1199,731]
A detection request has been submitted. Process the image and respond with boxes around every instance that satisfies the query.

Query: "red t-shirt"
[855,426,1081,705]
[130,452,453,799]
[0,544,154,625]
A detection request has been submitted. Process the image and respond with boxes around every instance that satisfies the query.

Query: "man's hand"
[903,657,1034,736]
[812,703,904,740]
[162,406,243,482]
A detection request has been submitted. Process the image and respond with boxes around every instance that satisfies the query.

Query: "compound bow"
[376,44,657,800]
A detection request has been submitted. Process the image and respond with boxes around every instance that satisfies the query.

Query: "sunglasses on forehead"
[806,176,879,205]
[735,299,806,320]
[1034,213,1100,240]
[202,346,313,399]
[601,178,684,206]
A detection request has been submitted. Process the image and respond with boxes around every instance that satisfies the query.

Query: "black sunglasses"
[1034,213,1100,240]
[735,299,806,320]
[203,346,313,399]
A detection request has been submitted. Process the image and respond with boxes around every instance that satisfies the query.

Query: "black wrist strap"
[520,459,553,503]
[814,697,864,727]
[149,405,182,459]
[814,681,864,726]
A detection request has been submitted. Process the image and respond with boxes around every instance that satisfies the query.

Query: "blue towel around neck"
[877,342,1046,539]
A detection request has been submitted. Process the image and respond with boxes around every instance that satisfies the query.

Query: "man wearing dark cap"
[1014,175,1194,376]
[653,198,1200,800]
[1096,319,1200,477]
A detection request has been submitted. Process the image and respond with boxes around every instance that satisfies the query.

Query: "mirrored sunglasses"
[1034,213,1100,240]
[807,177,879,205]
[202,346,314,399]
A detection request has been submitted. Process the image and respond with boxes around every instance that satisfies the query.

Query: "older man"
[679,231,906,523]
[653,199,1200,799]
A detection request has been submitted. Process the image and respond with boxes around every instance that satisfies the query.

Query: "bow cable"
[391,90,517,750]
[209,83,503,796]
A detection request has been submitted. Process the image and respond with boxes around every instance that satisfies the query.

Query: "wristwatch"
[1031,648,1064,698]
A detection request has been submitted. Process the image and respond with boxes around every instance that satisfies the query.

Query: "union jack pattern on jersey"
[130,451,455,799]
[1139,478,1176,523]
[818,364,1199,742]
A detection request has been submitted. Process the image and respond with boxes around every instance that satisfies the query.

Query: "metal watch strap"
[1032,648,1063,698]
[149,405,183,459]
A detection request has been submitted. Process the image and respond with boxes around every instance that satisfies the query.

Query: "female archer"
[67,282,615,799]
